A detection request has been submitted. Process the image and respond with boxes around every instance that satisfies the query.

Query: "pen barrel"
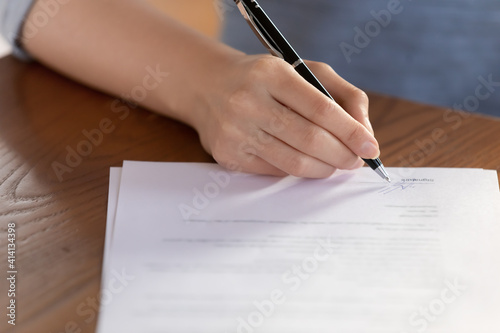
[363,158,382,170]
[294,62,334,101]
[237,0,389,181]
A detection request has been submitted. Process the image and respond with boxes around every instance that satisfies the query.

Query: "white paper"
[101,167,121,284]
[98,162,500,333]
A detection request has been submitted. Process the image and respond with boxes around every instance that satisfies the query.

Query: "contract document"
[98,161,500,333]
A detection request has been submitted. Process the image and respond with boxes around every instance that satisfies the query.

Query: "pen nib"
[373,163,391,183]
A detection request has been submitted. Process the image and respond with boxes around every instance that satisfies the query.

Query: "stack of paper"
[97,161,500,333]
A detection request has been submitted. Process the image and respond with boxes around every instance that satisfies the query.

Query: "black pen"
[234,0,391,182]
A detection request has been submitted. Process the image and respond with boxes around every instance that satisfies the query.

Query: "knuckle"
[351,87,370,107]
[218,119,236,139]
[325,167,338,177]
[249,55,282,78]
[357,89,369,104]
[311,98,336,122]
[286,154,310,177]
[210,129,230,156]
[307,60,333,73]
[210,124,239,163]
[238,138,259,157]
[256,129,273,145]
[302,126,325,153]
[227,87,252,111]
[274,106,298,126]
[212,135,253,170]
[219,158,244,172]
[345,122,364,145]
[316,62,334,73]
[211,141,229,166]
[338,154,360,170]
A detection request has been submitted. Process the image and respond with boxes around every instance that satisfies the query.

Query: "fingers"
[247,131,337,178]
[211,127,334,178]
[267,61,380,160]
[305,60,373,134]
[224,155,289,177]
[201,55,379,179]
[210,98,342,178]
[258,104,363,170]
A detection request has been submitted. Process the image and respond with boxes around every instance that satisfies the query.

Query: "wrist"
[161,44,245,133]
[151,40,244,132]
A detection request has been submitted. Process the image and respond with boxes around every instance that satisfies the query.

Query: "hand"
[191,54,379,178]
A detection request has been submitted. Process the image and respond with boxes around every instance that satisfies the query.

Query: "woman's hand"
[191,54,379,178]
[20,0,378,179]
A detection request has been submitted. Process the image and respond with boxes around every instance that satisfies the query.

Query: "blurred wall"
[147,0,222,38]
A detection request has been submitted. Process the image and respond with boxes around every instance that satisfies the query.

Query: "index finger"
[268,62,380,160]
[305,60,374,135]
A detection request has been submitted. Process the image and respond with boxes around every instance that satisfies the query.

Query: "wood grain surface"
[0,54,499,333]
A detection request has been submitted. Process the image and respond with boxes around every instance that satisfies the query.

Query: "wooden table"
[1,55,499,333]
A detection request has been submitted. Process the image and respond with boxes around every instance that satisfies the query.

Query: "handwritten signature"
[378,182,417,195]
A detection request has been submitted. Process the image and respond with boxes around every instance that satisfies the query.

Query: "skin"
[22,0,380,178]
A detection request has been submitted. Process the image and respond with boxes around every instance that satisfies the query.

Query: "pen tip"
[385,176,391,183]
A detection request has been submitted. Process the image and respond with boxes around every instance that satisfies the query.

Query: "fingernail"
[360,141,379,159]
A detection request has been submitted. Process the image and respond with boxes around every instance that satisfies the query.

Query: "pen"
[234,0,391,182]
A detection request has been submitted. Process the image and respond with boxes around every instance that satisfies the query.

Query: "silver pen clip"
[235,0,284,59]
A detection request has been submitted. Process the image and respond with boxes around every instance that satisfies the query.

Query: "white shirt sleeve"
[0,0,35,60]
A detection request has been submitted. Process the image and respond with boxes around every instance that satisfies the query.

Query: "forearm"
[22,0,243,128]
[21,0,380,178]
